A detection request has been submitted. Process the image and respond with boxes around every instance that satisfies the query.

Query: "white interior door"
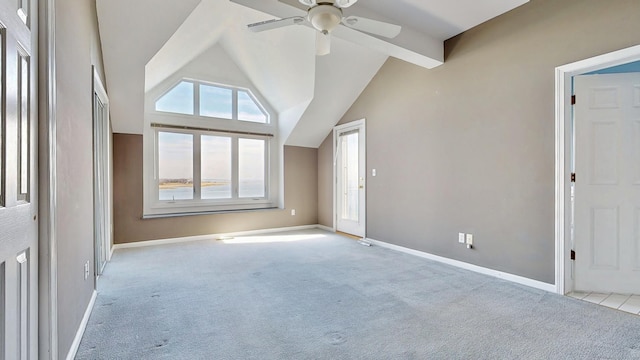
[574,73,640,294]
[334,120,365,237]
[0,0,38,358]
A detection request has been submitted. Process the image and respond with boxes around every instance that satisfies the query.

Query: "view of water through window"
[158,131,266,201]
[154,80,270,204]
[158,132,193,200]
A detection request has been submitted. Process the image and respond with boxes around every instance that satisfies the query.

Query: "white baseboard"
[66,290,97,360]
[316,225,334,233]
[366,238,557,293]
[112,224,325,251]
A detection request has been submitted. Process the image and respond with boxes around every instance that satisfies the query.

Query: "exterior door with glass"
[334,120,366,237]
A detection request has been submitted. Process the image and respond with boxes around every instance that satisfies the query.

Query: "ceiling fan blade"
[248,16,306,33]
[316,31,330,56]
[334,0,358,8]
[341,16,401,38]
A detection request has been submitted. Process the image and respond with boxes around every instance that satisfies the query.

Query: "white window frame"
[154,79,269,123]
[143,78,279,217]
[152,127,272,208]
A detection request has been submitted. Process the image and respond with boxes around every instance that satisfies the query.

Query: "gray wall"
[320,0,640,284]
[317,134,333,227]
[113,134,318,243]
[54,0,106,357]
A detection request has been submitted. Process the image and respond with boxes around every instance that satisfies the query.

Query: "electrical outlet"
[291,209,296,216]
[458,233,465,244]
[466,234,473,246]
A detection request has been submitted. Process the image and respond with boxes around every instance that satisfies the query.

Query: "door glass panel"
[341,132,359,221]
[158,132,193,200]
[17,54,29,202]
[200,84,232,119]
[238,138,265,198]
[201,135,232,199]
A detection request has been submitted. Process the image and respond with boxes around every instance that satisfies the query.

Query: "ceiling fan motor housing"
[308,4,343,34]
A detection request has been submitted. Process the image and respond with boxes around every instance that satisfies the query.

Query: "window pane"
[158,132,193,200]
[200,84,232,119]
[238,138,265,198]
[155,81,194,115]
[201,135,231,199]
[237,90,267,123]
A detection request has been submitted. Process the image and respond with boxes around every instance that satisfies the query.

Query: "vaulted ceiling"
[96,0,528,147]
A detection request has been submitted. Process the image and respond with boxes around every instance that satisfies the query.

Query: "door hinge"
[571,95,576,105]
[571,173,576,183]
[570,250,576,260]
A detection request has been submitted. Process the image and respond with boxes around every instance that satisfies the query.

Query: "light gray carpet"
[76,229,640,359]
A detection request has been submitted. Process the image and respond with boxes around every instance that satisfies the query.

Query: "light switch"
[466,234,473,245]
[458,233,465,244]
[372,169,376,177]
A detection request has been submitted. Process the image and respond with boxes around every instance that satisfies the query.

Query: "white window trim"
[152,127,272,204]
[143,78,280,217]
[154,79,270,123]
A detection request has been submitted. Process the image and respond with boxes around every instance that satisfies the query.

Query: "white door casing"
[334,120,366,237]
[0,0,38,358]
[574,73,640,294]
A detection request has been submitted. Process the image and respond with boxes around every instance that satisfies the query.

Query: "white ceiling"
[96,0,528,147]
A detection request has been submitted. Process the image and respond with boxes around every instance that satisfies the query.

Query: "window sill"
[141,206,282,219]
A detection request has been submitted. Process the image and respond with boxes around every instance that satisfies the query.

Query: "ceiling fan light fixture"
[299,0,317,6]
[308,4,342,34]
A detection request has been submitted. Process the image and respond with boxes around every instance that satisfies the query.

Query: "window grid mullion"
[232,89,238,121]
[193,134,202,200]
[193,82,200,116]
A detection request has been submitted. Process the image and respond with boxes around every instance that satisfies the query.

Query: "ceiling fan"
[246,0,401,56]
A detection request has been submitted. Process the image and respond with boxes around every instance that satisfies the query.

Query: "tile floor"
[569,292,640,315]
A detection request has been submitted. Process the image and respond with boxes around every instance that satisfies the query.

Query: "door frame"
[332,119,366,237]
[555,44,640,295]
[38,0,58,358]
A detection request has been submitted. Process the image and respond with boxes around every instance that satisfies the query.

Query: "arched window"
[144,79,277,216]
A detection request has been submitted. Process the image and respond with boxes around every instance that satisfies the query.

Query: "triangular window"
[238,90,267,123]
[155,81,194,115]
